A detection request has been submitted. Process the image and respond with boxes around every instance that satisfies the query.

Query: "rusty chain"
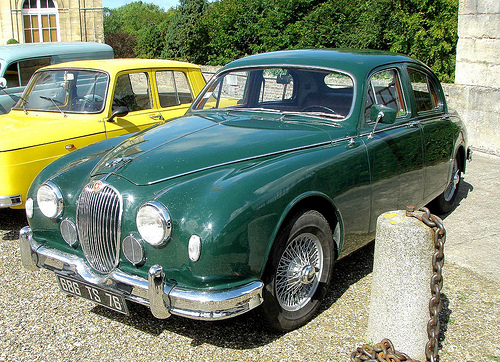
[351,338,418,362]
[352,206,446,362]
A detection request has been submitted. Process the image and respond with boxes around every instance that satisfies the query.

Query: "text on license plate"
[56,274,128,315]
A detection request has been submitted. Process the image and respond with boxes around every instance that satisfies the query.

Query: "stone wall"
[0,0,104,44]
[453,0,500,155]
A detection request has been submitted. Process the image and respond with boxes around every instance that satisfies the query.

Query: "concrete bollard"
[366,210,434,361]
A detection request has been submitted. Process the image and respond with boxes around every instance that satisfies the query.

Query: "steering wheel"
[301,105,337,114]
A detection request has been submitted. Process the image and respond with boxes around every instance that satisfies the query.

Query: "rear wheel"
[432,155,462,214]
[262,210,334,331]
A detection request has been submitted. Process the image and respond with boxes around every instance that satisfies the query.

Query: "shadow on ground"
[0,208,27,241]
[91,242,376,349]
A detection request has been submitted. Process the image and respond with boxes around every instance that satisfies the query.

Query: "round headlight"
[37,182,63,219]
[25,198,34,219]
[136,201,171,246]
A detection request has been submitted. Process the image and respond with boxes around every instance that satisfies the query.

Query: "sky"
[102,0,178,10]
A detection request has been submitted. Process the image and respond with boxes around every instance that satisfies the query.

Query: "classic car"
[0,58,206,208]
[0,42,114,114]
[20,49,471,331]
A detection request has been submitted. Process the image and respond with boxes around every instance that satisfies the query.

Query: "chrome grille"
[76,181,122,273]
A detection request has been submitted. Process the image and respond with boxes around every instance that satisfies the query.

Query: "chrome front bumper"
[0,194,22,208]
[20,226,264,320]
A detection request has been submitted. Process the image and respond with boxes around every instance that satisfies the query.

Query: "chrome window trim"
[191,64,357,120]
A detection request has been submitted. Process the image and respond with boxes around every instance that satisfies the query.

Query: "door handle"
[406,121,420,128]
[150,114,164,121]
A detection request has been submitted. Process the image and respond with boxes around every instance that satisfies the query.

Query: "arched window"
[22,0,59,43]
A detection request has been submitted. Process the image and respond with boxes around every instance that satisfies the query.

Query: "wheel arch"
[261,192,343,277]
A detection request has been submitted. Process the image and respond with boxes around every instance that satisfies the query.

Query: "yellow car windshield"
[15,69,109,114]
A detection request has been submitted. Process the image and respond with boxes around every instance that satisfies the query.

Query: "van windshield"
[14,69,109,113]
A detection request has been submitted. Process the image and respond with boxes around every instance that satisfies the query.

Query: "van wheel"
[261,210,334,331]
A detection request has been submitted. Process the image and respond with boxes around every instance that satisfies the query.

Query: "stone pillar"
[451,0,500,155]
[366,210,434,361]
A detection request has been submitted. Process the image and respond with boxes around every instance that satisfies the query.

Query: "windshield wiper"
[225,107,281,114]
[40,95,66,117]
[280,111,343,127]
[1,88,29,114]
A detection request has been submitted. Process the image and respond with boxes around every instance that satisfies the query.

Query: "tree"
[104,1,172,59]
[162,0,208,61]
[384,0,459,82]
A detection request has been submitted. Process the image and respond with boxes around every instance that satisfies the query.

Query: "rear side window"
[408,68,441,112]
[364,68,407,121]
[155,71,193,108]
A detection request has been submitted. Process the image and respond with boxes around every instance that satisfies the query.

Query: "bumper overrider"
[20,226,264,320]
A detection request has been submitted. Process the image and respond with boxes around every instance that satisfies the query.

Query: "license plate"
[56,274,128,315]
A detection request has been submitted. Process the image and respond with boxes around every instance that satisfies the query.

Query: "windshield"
[193,67,354,119]
[15,69,109,113]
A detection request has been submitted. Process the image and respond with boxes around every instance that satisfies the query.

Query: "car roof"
[41,58,201,73]
[219,49,427,77]
[0,42,113,63]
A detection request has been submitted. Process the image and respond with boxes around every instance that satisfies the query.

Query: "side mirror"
[108,107,128,122]
[369,104,397,124]
[0,77,7,90]
[367,105,398,139]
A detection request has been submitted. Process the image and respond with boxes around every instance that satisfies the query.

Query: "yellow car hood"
[0,111,103,152]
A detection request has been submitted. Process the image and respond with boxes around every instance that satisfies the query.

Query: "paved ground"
[442,151,500,282]
[0,151,498,361]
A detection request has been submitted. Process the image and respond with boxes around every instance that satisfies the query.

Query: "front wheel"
[261,210,334,331]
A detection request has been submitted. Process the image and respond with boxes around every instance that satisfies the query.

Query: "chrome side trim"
[147,140,333,186]
[19,227,264,321]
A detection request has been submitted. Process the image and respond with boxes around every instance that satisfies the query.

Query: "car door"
[154,69,196,121]
[360,67,425,232]
[104,70,164,138]
[406,66,456,201]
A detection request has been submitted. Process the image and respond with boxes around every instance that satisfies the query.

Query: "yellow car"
[0,59,206,208]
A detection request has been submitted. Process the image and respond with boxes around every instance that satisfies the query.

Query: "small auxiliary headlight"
[122,234,145,266]
[25,198,34,219]
[36,181,63,219]
[188,235,201,262]
[60,219,78,247]
[136,201,171,246]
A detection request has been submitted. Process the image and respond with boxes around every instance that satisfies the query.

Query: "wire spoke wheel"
[276,233,323,311]
[443,158,460,202]
[262,210,334,331]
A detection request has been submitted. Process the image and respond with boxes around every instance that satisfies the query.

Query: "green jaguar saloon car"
[20,49,471,331]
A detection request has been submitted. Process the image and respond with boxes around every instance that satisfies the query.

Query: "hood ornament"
[104,156,133,168]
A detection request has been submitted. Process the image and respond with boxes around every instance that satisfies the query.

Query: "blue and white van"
[0,42,113,114]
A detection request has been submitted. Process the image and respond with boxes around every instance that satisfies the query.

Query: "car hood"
[0,111,100,152]
[93,112,343,186]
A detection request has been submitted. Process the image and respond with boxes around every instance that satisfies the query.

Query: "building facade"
[0,0,104,45]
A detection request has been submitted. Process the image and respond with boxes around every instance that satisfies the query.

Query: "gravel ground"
[1,206,499,362]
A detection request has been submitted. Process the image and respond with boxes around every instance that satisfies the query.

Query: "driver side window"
[112,72,152,112]
[364,69,407,122]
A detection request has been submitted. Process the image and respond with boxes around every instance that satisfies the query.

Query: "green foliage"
[162,0,208,61]
[7,38,19,45]
[104,1,173,58]
[384,0,459,82]
[103,0,459,82]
